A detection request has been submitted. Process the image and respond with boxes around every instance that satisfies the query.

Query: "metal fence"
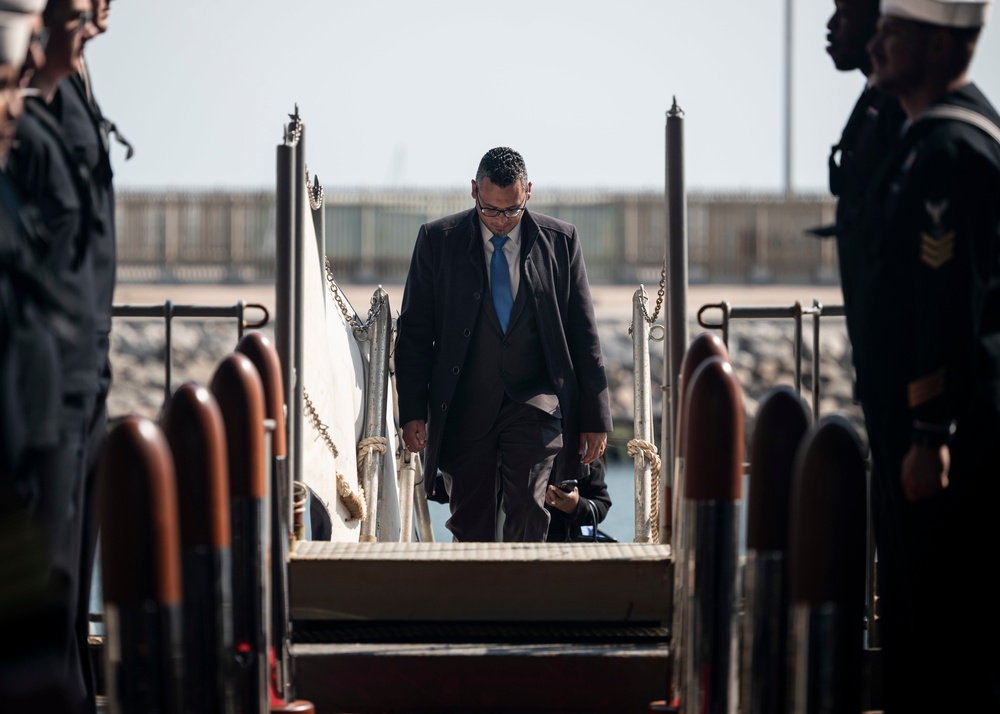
[115,189,839,285]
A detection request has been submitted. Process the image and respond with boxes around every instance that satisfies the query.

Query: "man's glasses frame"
[476,194,527,219]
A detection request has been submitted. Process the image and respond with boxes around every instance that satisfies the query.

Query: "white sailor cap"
[881,0,992,27]
[0,0,44,68]
[0,0,45,11]
[0,12,32,66]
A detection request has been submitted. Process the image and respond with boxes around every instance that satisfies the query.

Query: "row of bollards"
[97,331,313,714]
[661,332,868,714]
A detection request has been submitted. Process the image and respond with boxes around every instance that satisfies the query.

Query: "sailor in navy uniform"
[818,0,907,364]
[854,0,1000,709]
[55,1,130,706]
[1,2,93,712]
[3,2,101,711]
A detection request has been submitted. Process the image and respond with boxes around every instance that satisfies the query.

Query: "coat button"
[441,403,448,411]
[473,291,481,300]
[452,366,460,375]
[463,328,471,337]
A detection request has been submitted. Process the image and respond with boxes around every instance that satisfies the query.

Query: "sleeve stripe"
[908,368,946,407]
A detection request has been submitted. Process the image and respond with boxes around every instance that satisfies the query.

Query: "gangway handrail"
[630,287,660,544]
[111,300,270,406]
[358,288,392,542]
[696,299,846,423]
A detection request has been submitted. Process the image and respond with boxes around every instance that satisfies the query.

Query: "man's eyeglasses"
[477,194,526,219]
[30,28,49,50]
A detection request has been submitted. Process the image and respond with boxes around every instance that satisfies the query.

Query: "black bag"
[569,500,617,543]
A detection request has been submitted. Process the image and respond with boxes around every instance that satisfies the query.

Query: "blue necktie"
[490,235,514,333]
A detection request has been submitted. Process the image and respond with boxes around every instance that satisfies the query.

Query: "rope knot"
[627,438,662,541]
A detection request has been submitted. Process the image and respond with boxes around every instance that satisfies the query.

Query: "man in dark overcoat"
[851,0,1000,709]
[395,147,612,542]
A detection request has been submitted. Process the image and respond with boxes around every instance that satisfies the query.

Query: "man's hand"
[546,484,579,514]
[901,443,950,502]
[402,419,427,453]
[579,432,607,465]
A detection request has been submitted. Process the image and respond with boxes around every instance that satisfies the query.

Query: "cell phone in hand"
[556,479,578,493]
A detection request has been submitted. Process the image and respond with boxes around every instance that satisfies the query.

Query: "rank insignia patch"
[920,231,955,268]
[924,199,949,226]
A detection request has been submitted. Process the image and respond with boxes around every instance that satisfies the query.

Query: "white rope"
[627,438,662,542]
[357,436,388,469]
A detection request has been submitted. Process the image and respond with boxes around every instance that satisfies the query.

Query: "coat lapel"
[463,209,502,333]
[513,210,543,327]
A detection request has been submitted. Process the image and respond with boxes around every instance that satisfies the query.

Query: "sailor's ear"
[471,180,478,201]
[525,181,532,201]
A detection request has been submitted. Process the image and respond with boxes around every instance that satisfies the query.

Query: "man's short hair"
[476,147,528,189]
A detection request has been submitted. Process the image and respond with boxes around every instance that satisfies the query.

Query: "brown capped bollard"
[98,415,183,714]
[236,331,286,459]
[665,331,730,545]
[740,386,810,714]
[211,353,270,714]
[787,415,867,714]
[235,331,297,706]
[161,383,235,714]
[668,332,729,708]
[678,356,744,714]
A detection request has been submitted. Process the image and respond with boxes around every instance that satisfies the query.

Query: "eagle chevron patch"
[920,231,955,269]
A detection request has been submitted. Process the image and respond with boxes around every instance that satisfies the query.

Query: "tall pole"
[784,0,794,196]
[662,97,689,548]
[276,119,297,494]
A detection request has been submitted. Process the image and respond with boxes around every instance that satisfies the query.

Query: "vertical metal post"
[292,115,306,493]
[359,289,391,542]
[662,97,689,546]
[632,289,654,543]
[388,317,431,542]
[784,0,794,196]
[399,453,416,542]
[411,455,435,542]
[812,300,823,422]
[275,128,297,492]
[163,299,173,406]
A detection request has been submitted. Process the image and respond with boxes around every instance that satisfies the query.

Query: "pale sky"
[86,0,1000,193]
